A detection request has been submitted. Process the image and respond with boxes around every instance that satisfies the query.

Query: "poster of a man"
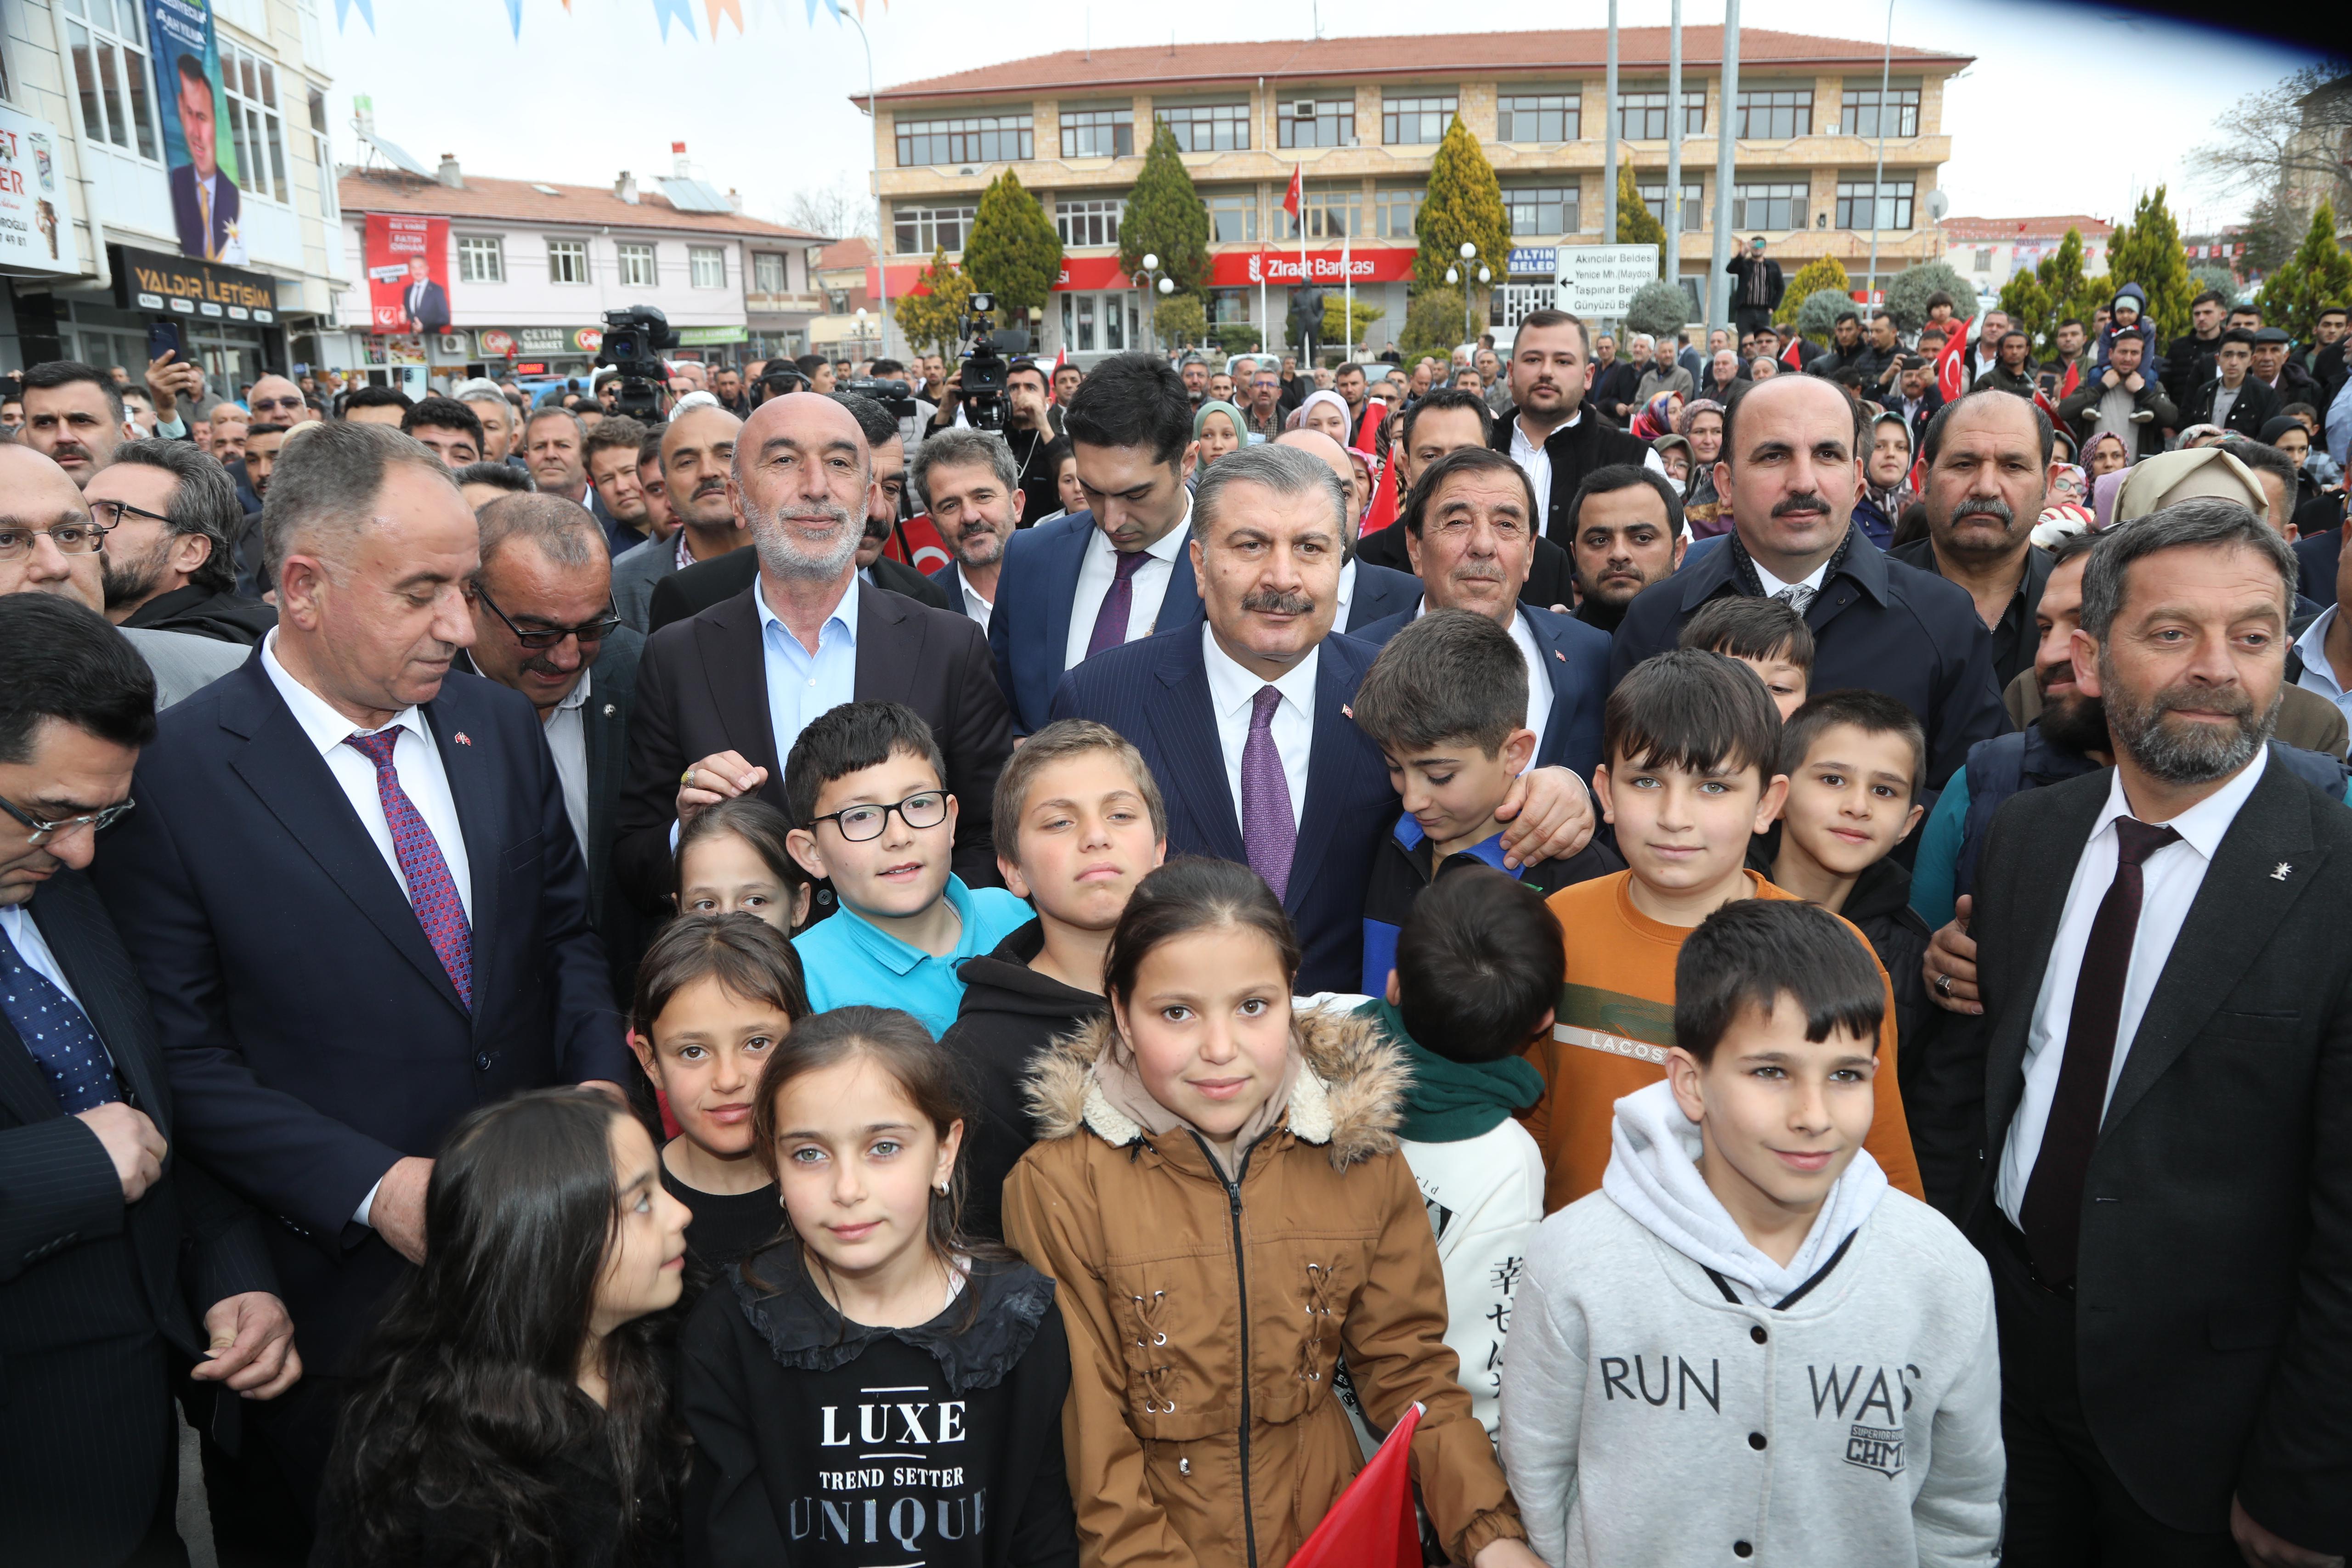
[401,254,450,333]
[151,0,244,264]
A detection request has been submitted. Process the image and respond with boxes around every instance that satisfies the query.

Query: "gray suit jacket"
[123,627,244,708]
[611,536,678,632]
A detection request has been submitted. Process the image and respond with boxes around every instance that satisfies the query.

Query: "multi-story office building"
[865,26,1969,361]
[1942,213,2113,303]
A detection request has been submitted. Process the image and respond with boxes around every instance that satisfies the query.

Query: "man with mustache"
[615,390,1014,909]
[1493,310,1661,548]
[1911,502,2352,1568]
[1609,373,2008,789]
[20,361,134,491]
[1889,390,2057,691]
[610,405,745,631]
[916,427,1023,630]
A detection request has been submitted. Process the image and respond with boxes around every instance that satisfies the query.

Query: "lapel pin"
[2272,862,2293,881]
[1341,703,1355,720]
[603,704,616,718]
[1554,649,1566,662]
[454,732,472,746]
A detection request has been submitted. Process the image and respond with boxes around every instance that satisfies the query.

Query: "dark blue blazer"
[1344,561,1422,633]
[1352,603,1611,779]
[1049,626,1390,993]
[92,653,629,1372]
[2295,527,2341,611]
[989,510,1202,734]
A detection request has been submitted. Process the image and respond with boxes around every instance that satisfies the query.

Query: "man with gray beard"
[1890,390,2056,690]
[613,391,1014,908]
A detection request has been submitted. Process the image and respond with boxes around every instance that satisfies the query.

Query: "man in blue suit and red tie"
[1048,443,1598,993]
[94,420,630,1558]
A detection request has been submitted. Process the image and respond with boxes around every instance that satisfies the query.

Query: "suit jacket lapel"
[1285,649,1359,913]
[694,590,781,781]
[1149,634,1245,862]
[0,995,61,1125]
[1040,519,1090,665]
[2103,761,2322,1134]
[1983,776,2107,1142]
[1526,614,1574,770]
[853,581,918,705]
[1158,532,1202,636]
[582,681,623,918]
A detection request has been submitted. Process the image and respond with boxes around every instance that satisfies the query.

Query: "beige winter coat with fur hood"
[1001,1006,1527,1568]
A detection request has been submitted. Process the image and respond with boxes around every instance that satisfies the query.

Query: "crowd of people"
[3,282,2349,1568]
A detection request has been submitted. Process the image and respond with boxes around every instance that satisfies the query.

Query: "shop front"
[453,324,606,385]
[42,245,287,403]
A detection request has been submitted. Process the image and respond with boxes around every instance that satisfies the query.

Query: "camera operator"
[999,358,1064,526]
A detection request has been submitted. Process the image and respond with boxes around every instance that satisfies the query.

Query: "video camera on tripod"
[955,291,1033,434]
[595,304,678,420]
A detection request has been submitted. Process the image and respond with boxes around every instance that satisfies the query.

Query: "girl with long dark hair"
[315,1088,691,1568]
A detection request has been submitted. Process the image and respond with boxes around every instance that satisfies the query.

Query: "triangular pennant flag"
[332,0,375,31]
[1288,1403,1424,1568]
[704,0,743,32]
[501,0,522,37]
[1779,333,1804,371]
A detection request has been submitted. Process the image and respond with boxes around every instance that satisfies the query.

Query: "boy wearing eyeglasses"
[783,700,1031,1036]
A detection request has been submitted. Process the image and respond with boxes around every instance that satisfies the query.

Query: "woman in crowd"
[1193,398,1246,467]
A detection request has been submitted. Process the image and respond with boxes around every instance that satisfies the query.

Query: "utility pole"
[1665,0,1683,322]
[842,9,887,361]
[1709,0,1741,343]
[1866,0,1896,299]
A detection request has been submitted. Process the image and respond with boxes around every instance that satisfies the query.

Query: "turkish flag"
[1284,165,1304,224]
[2058,359,2080,400]
[1288,1403,1424,1568]
[1937,316,1974,402]
[1780,334,1806,371]
[883,513,952,575]
[2031,385,2063,429]
[1358,448,1401,537]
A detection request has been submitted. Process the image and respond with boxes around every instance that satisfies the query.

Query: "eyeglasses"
[0,521,111,561]
[250,395,306,415]
[805,791,948,843]
[472,585,621,650]
[0,790,135,846]
[87,499,173,531]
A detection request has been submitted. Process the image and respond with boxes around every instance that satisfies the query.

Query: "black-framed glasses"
[471,584,621,650]
[87,498,173,531]
[0,520,111,561]
[806,791,948,843]
[0,790,134,845]
[249,394,306,415]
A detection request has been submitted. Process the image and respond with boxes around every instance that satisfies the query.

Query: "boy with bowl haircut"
[1354,609,1620,993]
[943,718,1169,1238]
[784,700,1032,1037]
[1750,689,1934,1083]
[1526,650,1922,1212]
[1502,899,2001,1568]
[1679,596,1815,720]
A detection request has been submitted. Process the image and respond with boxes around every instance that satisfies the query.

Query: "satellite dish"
[1925,189,1951,222]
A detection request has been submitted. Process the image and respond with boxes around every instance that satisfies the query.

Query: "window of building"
[690,245,726,288]
[1382,94,1457,146]
[213,0,266,36]
[1055,197,1124,248]
[1375,185,1424,240]
[895,112,1033,167]
[1060,107,1133,159]
[548,238,589,284]
[892,203,978,254]
[306,83,335,220]
[1206,191,1258,244]
[1639,180,1707,228]
[1060,291,1139,355]
[1835,176,1914,231]
[61,0,159,160]
[825,287,850,313]
[1838,82,1920,139]
[457,236,503,283]
[1735,87,1812,139]
[1280,184,1364,241]
[1731,180,1807,231]
[615,242,656,288]
[1973,247,1993,271]
[1617,88,1706,140]
[1157,102,1250,152]
[753,252,788,294]
[1497,92,1577,143]
[219,42,288,203]
[1277,97,1355,149]
[1504,184,1577,237]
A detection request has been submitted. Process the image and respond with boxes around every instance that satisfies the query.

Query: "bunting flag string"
[331,0,375,33]
[704,0,742,33]
[650,0,696,37]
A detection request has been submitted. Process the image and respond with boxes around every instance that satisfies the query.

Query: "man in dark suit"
[989,353,1205,734]
[1493,310,1656,548]
[612,405,744,631]
[1353,447,1611,779]
[1357,389,1582,609]
[1,594,298,1567]
[398,256,449,336]
[1611,374,2009,789]
[617,391,1014,911]
[1927,502,2352,1565]
[1267,427,1420,633]
[1049,444,1597,993]
[455,492,646,1001]
[912,425,1021,631]
[92,423,630,1548]
[166,53,241,265]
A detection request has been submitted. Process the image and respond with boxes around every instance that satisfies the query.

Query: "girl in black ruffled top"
[678,1006,1078,1568]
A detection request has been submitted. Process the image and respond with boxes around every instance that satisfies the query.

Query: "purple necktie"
[1241,685,1295,901]
[1084,548,1151,660]
[345,729,474,1010]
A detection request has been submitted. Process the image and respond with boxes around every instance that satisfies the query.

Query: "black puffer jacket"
[1748,830,1931,1095]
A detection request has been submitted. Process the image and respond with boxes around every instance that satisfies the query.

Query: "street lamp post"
[840,10,888,362]
[1447,242,1488,350]
[1136,252,1176,353]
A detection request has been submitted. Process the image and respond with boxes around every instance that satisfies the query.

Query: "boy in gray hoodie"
[1500,899,2001,1568]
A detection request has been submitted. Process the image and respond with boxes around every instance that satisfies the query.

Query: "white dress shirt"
[0,904,88,1010]
[2292,607,2352,723]
[1200,621,1314,832]
[1334,558,1360,626]
[1752,557,1832,600]
[542,668,594,862]
[948,563,994,631]
[1995,747,2269,1224]
[1411,599,1554,757]
[1063,496,1194,671]
[1508,411,1672,504]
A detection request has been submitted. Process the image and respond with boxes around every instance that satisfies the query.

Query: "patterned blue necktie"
[0,915,120,1113]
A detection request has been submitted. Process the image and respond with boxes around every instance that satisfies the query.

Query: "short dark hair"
[2219,328,2257,349]
[1104,857,1300,1006]
[990,717,1167,863]
[1924,290,1956,312]
[1834,309,1860,326]
[1674,899,1884,1065]
[870,358,906,376]
[638,432,665,469]
[1566,462,1683,538]
[2221,436,2297,502]
[2228,305,2262,322]
[630,912,809,1044]
[343,383,415,414]
[1395,863,1565,1064]
[1777,688,1925,800]
[1398,387,1493,453]
[21,360,125,425]
[245,421,289,439]
[793,353,827,377]
[0,594,157,764]
[105,438,243,595]
[1605,648,1783,783]
[2058,316,2086,333]
[1005,358,1048,391]
[450,460,530,497]
[1513,307,1591,358]
[2191,288,2229,311]
[827,391,898,450]
[174,50,206,89]
[782,700,947,831]
[1354,608,1529,758]
[582,413,649,464]
[1061,352,1194,468]
[1680,595,1816,672]
[1719,373,1865,468]
[401,396,484,450]
[1921,387,2056,468]
[1401,446,1539,539]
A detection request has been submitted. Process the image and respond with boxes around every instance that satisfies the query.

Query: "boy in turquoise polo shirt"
[784,701,1031,1036]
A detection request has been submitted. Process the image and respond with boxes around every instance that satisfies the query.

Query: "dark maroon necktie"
[1084,548,1150,660]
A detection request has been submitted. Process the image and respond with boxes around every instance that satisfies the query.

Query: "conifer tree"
[892,248,972,356]
[1120,122,1212,296]
[1416,114,1512,291]
[962,169,1063,324]
[2256,203,2352,344]
[2103,186,2194,343]
[1615,165,1666,249]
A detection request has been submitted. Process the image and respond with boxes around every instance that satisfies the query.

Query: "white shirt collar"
[1095,494,1193,561]
[1752,556,1831,597]
[1334,557,1358,615]
[1200,619,1319,720]
[261,627,426,755]
[2092,742,2269,863]
[755,571,860,642]
[553,666,595,715]
[2293,605,2338,684]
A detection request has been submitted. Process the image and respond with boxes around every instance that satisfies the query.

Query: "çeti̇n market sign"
[115,245,277,324]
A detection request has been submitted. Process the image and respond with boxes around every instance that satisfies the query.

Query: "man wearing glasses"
[85,438,274,645]
[457,491,644,993]
[243,373,318,430]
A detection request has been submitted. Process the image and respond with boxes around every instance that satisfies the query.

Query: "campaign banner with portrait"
[364,214,451,336]
[0,105,77,275]
[145,0,241,263]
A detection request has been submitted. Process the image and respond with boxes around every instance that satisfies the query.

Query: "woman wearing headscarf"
[1193,399,1247,467]
[1628,390,1683,442]
[2080,429,2132,482]
[1676,398,1726,521]
[1288,388,1352,445]
[1851,409,1916,550]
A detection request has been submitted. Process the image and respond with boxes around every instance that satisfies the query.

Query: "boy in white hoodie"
[1500,898,2001,1568]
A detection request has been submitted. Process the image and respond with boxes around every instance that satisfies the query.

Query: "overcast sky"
[320,0,2317,237]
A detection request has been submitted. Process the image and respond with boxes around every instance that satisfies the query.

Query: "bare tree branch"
[774,173,878,243]
[2190,64,2352,207]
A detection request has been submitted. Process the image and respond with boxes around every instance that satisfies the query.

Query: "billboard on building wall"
[145,0,242,263]
[363,214,451,336]
[0,105,77,274]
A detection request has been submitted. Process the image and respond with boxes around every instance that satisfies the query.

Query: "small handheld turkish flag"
[1779,334,1805,372]
[1284,165,1305,225]
[1287,1402,1424,1568]
[2058,358,2080,400]
[1937,316,1974,402]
